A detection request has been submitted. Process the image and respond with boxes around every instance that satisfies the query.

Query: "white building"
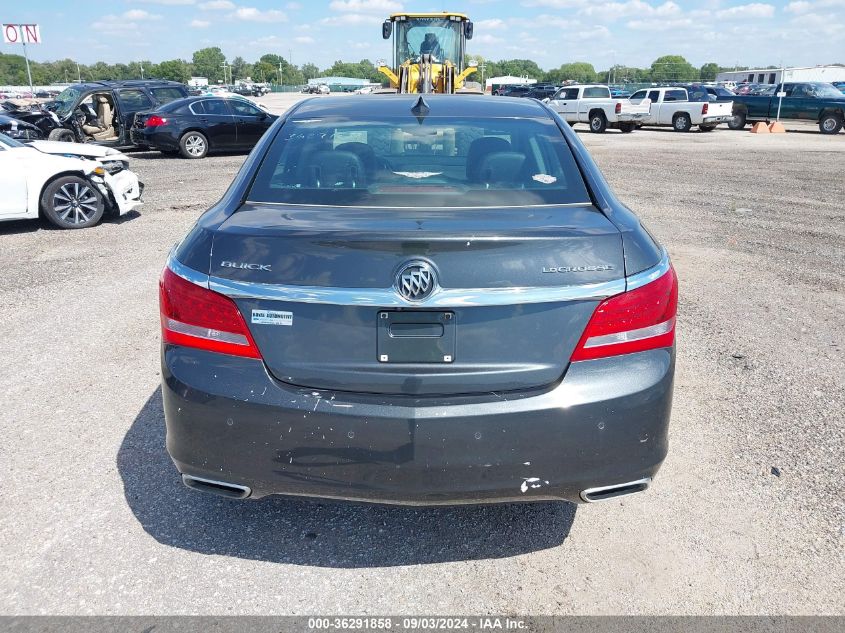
[485,75,537,93]
[716,65,845,85]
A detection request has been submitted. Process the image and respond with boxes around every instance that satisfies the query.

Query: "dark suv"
[496,85,532,97]
[524,85,559,100]
[1,80,188,148]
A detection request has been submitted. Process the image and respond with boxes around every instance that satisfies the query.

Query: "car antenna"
[411,95,430,124]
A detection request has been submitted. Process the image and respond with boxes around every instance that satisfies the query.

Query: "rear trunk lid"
[210,203,624,395]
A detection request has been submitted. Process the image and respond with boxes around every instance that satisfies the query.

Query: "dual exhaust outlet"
[181,473,651,503]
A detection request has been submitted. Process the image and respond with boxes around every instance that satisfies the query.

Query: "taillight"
[615,102,622,114]
[146,115,167,127]
[571,266,678,361]
[159,267,262,359]
[701,103,708,115]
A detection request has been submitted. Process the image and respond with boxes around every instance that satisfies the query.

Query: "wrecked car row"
[0,79,188,147]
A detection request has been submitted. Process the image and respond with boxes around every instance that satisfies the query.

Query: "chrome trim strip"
[166,251,210,288]
[625,249,671,292]
[167,248,670,308]
[580,477,651,503]
[242,200,594,210]
[207,276,626,307]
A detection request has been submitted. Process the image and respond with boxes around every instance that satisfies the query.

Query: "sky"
[2,0,844,71]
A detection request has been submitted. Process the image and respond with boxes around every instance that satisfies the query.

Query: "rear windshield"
[247,116,591,208]
[151,87,186,105]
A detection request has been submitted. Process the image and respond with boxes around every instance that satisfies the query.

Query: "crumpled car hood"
[29,140,129,162]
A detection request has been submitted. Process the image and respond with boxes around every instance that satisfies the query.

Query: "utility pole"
[139,61,144,79]
[279,61,283,86]
[76,62,81,83]
[22,38,34,95]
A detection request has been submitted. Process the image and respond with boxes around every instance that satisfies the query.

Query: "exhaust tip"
[181,474,251,499]
[580,477,651,503]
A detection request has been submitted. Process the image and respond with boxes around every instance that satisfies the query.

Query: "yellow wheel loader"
[377,13,479,94]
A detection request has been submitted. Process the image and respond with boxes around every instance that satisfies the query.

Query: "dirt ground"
[0,94,842,614]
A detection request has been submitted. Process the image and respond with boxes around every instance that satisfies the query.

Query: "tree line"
[1,48,760,87]
[470,56,768,84]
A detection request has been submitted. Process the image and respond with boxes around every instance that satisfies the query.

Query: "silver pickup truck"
[545,84,651,133]
[629,86,734,132]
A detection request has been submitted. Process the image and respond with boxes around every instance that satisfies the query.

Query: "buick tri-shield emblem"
[395,261,436,302]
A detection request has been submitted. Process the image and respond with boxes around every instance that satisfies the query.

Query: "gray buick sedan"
[160,94,677,505]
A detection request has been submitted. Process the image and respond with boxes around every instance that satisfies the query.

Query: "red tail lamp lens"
[159,267,261,359]
[571,266,678,361]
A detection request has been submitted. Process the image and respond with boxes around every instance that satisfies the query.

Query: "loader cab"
[383,13,473,72]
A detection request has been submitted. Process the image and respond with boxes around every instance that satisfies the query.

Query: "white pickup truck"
[629,86,734,132]
[545,84,651,133]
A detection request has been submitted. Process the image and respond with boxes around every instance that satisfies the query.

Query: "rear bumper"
[703,115,731,124]
[162,346,674,505]
[130,128,178,151]
[616,112,649,122]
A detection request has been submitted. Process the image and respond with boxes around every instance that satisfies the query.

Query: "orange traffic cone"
[768,121,786,133]
[750,122,770,134]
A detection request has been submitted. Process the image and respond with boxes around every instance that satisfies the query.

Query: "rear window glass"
[151,87,186,104]
[117,89,153,111]
[248,116,590,208]
[583,87,610,98]
[685,86,710,102]
[664,89,688,102]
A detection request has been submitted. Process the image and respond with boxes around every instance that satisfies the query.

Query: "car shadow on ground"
[129,150,250,160]
[0,211,140,235]
[118,388,577,567]
[0,219,41,235]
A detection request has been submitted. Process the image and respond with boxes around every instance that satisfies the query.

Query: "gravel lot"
[0,94,842,615]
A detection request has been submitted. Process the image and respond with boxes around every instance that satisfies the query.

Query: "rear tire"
[40,175,104,229]
[48,128,76,143]
[728,111,747,130]
[819,113,843,135]
[179,131,208,159]
[673,113,692,132]
[618,122,635,133]
[589,112,607,133]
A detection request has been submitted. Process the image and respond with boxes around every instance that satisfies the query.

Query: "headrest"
[466,136,511,181]
[307,150,366,188]
[477,151,527,184]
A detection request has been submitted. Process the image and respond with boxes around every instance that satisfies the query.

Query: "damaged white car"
[0,133,143,229]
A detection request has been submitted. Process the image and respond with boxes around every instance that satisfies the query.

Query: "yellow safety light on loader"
[377,12,480,94]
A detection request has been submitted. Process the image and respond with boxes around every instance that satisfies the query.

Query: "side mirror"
[382,20,392,39]
[465,21,473,40]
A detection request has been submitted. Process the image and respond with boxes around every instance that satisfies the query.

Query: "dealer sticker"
[251,310,293,326]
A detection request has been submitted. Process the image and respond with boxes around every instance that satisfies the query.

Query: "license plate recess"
[377,311,455,364]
